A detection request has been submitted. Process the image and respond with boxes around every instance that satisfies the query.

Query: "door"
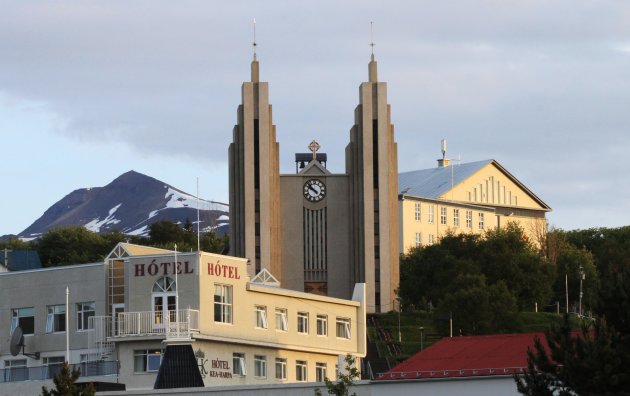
[152,293,176,327]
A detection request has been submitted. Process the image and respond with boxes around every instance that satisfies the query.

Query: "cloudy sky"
[1,1,629,236]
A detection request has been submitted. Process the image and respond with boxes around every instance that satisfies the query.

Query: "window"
[296,360,307,382]
[415,232,421,247]
[275,308,288,331]
[134,349,162,373]
[466,210,473,229]
[297,312,309,334]
[275,358,287,380]
[77,302,95,331]
[479,213,485,230]
[440,207,447,225]
[4,359,27,382]
[316,362,327,382]
[255,306,268,329]
[453,209,460,227]
[11,307,34,335]
[316,315,327,336]
[428,205,434,223]
[428,234,435,245]
[254,355,267,378]
[46,305,66,333]
[336,317,351,339]
[233,353,246,376]
[43,356,65,379]
[414,203,421,221]
[214,284,232,323]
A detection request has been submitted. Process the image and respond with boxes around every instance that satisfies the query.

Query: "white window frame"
[4,359,27,382]
[233,353,246,376]
[46,304,66,333]
[316,362,327,382]
[275,308,288,332]
[440,207,447,225]
[316,315,328,336]
[43,356,65,379]
[275,358,287,380]
[296,360,307,382]
[133,349,162,373]
[77,302,95,331]
[466,210,473,229]
[414,203,421,221]
[479,213,485,230]
[297,312,309,334]
[428,234,435,245]
[11,307,34,335]
[428,205,435,223]
[254,355,267,379]
[415,232,421,247]
[255,306,268,329]
[336,317,351,339]
[453,209,460,227]
[214,284,233,324]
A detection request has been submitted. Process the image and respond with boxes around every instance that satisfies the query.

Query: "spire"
[251,18,259,82]
[368,21,377,82]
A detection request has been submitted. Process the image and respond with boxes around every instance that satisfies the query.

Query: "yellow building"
[398,159,551,253]
[0,242,366,392]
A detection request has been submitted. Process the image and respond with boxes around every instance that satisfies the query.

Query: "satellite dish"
[9,326,40,359]
[10,326,24,356]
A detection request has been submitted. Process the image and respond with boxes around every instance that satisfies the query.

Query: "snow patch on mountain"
[164,188,229,212]
[84,203,122,232]
[126,225,149,236]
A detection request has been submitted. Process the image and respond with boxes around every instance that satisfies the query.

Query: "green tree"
[314,354,360,396]
[37,227,112,266]
[41,362,95,396]
[148,221,185,246]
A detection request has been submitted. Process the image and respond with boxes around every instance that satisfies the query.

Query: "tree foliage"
[314,354,360,396]
[37,227,127,266]
[41,362,95,396]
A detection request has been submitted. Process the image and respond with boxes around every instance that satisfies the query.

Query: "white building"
[0,243,366,393]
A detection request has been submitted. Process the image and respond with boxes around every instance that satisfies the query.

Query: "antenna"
[370,21,375,55]
[10,327,40,359]
[252,18,257,60]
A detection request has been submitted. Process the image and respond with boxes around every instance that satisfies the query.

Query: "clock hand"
[308,185,319,194]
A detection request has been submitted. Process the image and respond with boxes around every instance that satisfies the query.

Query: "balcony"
[89,309,199,350]
[0,361,118,383]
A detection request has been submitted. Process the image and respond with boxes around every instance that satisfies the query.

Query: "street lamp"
[419,326,424,351]
[578,265,586,317]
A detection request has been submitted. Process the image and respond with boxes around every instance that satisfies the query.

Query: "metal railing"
[376,366,526,380]
[0,361,119,383]
[89,309,199,341]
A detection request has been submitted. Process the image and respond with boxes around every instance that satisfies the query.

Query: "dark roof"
[377,332,547,380]
[4,250,42,271]
[399,160,492,199]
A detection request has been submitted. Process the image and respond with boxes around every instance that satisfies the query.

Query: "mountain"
[18,171,229,239]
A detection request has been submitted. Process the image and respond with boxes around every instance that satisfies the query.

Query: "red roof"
[377,332,547,380]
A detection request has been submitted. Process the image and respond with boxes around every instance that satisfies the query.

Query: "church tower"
[346,54,399,312]
[228,56,282,279]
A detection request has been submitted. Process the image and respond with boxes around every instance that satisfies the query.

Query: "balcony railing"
[0,361,118,383]
[89,309,199,343]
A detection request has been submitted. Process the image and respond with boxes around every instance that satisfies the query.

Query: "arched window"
[153,277,176,293]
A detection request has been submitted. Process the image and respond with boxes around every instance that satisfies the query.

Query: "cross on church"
[308,140,320,160]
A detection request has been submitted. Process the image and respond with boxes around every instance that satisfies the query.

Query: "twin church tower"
[228,53,399,313]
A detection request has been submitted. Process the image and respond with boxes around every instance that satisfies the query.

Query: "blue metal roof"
[398,160,492,199]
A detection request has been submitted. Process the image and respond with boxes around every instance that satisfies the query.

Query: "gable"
[444,161,550,211]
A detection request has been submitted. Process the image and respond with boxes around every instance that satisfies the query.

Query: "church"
[228,53,399,313]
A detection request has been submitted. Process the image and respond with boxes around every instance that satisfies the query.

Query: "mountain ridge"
[17,170,229,239]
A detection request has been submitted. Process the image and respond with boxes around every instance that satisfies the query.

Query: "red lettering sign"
[207,263,241,279]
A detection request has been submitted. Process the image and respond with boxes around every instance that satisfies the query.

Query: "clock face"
[303,179,326,202]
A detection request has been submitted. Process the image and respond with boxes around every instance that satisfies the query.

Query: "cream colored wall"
[399,199,496,253]
[446,163,542,210]
[198,252,364,358]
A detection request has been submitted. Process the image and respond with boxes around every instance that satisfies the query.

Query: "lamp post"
[578,265,586,317]
[419,326,424,351]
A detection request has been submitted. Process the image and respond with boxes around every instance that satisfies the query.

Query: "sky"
[1,0,629,236]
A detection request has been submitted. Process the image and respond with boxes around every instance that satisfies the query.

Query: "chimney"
[437,139,451,167]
